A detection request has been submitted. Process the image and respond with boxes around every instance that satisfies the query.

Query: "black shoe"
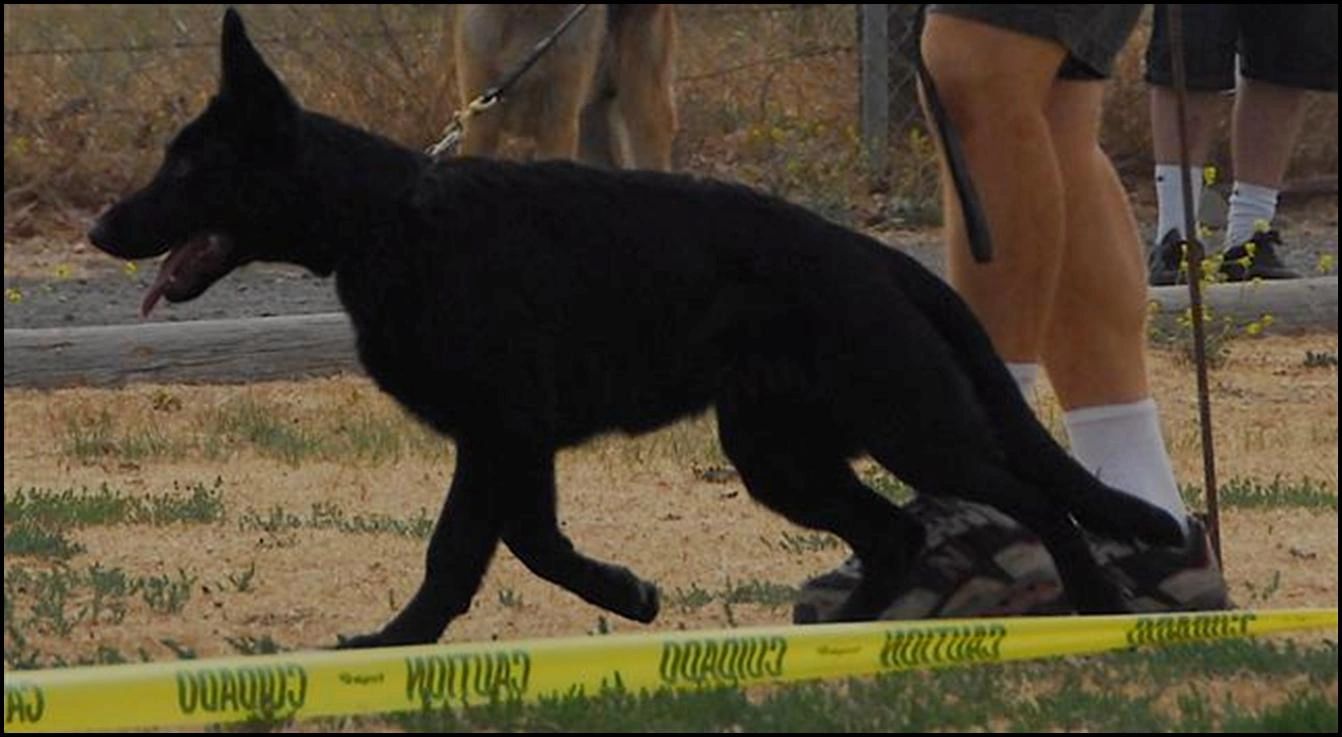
[1219,230,1300,282]
[1148,229,1189,287]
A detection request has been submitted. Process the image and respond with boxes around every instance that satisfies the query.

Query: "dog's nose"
[87,219,112,251]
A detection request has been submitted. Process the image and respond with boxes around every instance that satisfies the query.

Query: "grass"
[667,578,799,613]
[3,523,85,559]
[2,346,1333,729]
[226,562,258,593]
[236,501,436,540]
[3,481,225,567]
[62,408,190,462]
[5,565,202,669]
[769,530,844,554]
[205,399,324,465]
[6,464,1327,569]
[223,634,289,656]
[35,365,1336,521]
[1223,691,1338,732]
[722,579,798,609]
[860,468,916,505]
[333,638,1336,732]
[137,568,197,614]
[4,478,226,528]
[860,467,1335,513]
[58,397,450,467]
[2,464,1334,730]
[1303,350,1339,369]
[1181,476,1339,512]
[581,410,728,474]
[5,565,198,641]
[668,582,716,614]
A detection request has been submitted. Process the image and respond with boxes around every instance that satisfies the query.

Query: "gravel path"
[4,228,1335,331]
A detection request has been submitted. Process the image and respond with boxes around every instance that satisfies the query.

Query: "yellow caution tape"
[4,608,1335,732]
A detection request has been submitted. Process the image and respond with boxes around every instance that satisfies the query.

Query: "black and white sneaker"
[1149,228,1191,286]
[792,497,1233,623]
[792,496,1066,623]
[1085,515,1233,612]
[1219,229,1300,282]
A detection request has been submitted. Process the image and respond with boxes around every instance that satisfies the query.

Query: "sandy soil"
[3,335,1336,660]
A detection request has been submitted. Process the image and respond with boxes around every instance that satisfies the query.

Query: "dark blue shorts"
[1145,4,1338,92]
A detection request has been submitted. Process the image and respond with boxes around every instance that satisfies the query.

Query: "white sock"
[1225,181,1278,250]
[1064,398,1189,535]
[1006,362,1039,405]
[1154,164,1203,243]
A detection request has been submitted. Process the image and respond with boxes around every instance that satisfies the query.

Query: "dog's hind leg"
[863,439,1129,615]
[607,4,676,170]
[533,113,583,162]
[339,444,504,648]
[823,321,1130,614]
[534,44,600,162]
[496,448,660,623]
[578,93,621,168]
[716,395,924,621]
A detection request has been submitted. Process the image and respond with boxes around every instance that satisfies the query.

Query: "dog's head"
[88,9,304,316]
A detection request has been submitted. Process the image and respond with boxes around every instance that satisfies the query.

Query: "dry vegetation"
[3,334,1335,664]
[5,4,1336,242]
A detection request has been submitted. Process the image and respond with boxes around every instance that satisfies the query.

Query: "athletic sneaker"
[1148,228,1190,286]
[792,497,1233,623]
[1084,515,1233,612]
[1218,229,1300,282]
[792,496,1066,624]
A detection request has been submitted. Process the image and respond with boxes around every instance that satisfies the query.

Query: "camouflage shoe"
[793,499,1233,623]
[1085,515,1234,612]
[792,496,1066,624]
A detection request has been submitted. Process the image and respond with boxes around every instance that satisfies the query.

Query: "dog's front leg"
[498,449,660,623]
[338,443,503,649]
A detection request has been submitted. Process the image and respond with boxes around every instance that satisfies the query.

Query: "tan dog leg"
[609,6,677,170]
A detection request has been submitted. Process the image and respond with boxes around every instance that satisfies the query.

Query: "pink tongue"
[139,242,198,318]
[140,276,169,318]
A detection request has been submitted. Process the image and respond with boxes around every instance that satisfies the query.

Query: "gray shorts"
[1145,4,1339,92]
[927,4,1142,80]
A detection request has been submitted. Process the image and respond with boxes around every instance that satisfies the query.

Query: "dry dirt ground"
[3,334,1336,663]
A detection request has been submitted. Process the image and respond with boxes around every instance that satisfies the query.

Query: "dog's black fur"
[89,10,1182,648]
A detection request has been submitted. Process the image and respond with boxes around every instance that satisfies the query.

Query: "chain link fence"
[4,4,1337,241]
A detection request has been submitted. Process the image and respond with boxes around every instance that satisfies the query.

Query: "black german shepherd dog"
[89,10,1181,648]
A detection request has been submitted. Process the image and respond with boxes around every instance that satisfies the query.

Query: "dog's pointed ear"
[219,8,296,117]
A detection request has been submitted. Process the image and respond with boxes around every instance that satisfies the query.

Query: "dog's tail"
[883,249,1184,547]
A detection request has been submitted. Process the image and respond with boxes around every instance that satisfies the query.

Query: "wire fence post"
[859,4,890,190]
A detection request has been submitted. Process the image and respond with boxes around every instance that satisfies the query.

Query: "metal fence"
[3,4,1336,234]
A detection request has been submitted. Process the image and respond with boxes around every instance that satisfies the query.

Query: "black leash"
[1168,3,1222,565]
[429,4,592,159]
[911,5,994,263]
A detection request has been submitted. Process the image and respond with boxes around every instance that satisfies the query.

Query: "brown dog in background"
[453,4,676,171]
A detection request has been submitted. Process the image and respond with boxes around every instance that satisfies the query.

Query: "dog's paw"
[334,631,389,650]
[335,629,431,650]
[631,581,660,623]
